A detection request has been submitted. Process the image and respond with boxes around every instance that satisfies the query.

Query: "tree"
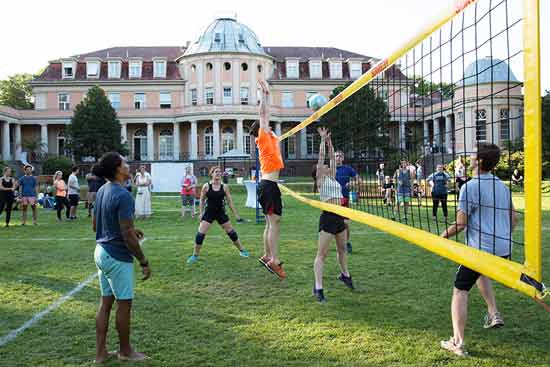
[320,83,392,160]
[542,90,550,160]
[67,86,126,161]
[413,75,454,99]
[0,74,34,109]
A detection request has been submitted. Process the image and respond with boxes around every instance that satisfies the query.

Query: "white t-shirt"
[68,174,80,195]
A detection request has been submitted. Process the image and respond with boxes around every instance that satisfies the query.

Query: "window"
[108,61,121,78]
[377,87,388,102]
[309,61,322,79]
[204,127,214,157]
[283,134,296,159]
[350,62,362,79]
[475,109,487,142]
[87,62,99,78]
[159,129,174,160]
[281,91,294,108]
[224,62,231,71]
[286,61,298,78]
[500,108,510,142]
[243,127,251,154]
[129,61,142,78]
[222,127,234,154]
[240,87,249,105]
[58,93,70,111]
[456,111,464,121]
[206,62,213,71]
[306,125,321,156]
[62,62,74,79]
[205,88,214,105]
[108,93,120,110]
[257,64,263,73]
[154,60,166,78]
[329,62,342,79]
[241,63,248,71]
[57,131,66,156]
[133,128,148,161]
[191,64,196,72]
[305,92,316,108]
[134,93,146,110]
[191,89,198,106]
[238,33,245,44]
[160,92,172,109]
[35,94,46,110]
[214,33,221,42]
[223,87,232,104]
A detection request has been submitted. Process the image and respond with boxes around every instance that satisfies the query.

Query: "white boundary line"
[0,239,148,347]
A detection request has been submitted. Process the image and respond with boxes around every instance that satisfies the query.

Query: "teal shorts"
[94,245,134,300]
[397,193,411,203]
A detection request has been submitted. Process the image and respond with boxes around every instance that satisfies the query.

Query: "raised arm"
[326,133,336,178]
[258,80,270,132]
[224,185,241,221]
[317,128,327,171]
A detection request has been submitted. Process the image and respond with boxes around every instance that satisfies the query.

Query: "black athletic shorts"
[258,180,282,216]
[69,194,80,207]
[454,255,511,291]
[202,209,229,225]
[318,211,346,235]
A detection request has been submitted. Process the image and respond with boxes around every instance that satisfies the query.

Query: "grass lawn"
[0,190,549,366]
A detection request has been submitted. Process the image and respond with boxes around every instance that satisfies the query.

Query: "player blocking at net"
[250,80,286,279]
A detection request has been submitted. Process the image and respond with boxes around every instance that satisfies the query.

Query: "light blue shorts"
[94,245,134,300]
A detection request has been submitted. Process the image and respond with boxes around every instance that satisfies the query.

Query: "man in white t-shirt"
[68,166,80,220]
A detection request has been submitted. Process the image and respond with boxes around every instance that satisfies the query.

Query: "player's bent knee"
[195,232,206,245]
[227,230,238,242]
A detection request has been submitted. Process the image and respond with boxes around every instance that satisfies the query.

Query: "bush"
[495,151,524,178]
[42,156,74,179]
[543,161,550,179]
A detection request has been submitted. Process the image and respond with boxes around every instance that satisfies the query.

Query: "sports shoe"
[440,338,468,357]
[267,260,287,280]
[346,242,352,254]
[187,255,199,264]
[240,249,249,258]
[338,273,355,290]
[483,312,504,329]
[313,288,326,303]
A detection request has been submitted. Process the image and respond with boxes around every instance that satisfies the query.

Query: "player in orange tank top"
[250,80,286,279]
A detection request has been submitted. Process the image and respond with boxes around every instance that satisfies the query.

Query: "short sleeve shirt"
[457,173,513,256]
[19,175,37,197]
[427,171,451,195]
[95,182,135,262]
[255,128,284,174]
[336,165,357,198]
[68,174,80,195]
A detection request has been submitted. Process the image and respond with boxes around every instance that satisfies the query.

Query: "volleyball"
[308,94,329,111]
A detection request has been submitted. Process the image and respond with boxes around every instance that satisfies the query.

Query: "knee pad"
[195,232,206,245]
[227,230,238,242]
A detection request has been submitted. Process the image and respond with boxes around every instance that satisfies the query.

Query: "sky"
[0,0,548,94]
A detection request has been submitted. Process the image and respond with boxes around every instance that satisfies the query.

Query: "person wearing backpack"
[427,164,451,220]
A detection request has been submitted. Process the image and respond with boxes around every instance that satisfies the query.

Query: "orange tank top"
[255,128,284,174]
[55,180,66,197]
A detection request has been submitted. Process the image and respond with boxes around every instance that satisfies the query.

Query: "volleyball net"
[278,0,543,299]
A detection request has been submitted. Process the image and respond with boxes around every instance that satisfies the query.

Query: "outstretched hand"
[317,127,328,138]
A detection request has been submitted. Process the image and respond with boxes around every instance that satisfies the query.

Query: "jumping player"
[187,166,248,264]
[250,80,286,279]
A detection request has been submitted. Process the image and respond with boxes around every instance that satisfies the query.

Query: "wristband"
[139,260,149,267]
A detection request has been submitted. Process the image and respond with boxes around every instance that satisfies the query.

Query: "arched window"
[475,109,487,142]
[204,127,214,157]
[306,125,320,157]
[133,128,148,161]
[243,127,251,155]
[222,127,234,154]
[57,130,66,156]
[159,128,174,160]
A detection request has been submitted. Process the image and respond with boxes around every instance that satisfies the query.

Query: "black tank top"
[1,177,14,197]
[205,183,225,212]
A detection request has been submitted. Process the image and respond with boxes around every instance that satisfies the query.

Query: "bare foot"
[95,351,116,364]
[118,350,148,361]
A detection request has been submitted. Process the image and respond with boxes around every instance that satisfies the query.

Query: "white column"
[15,123,22,160]
[197,63,204,105]
[1,121,10,160]
[190,120,198,160]
[423,120,429,154]
[399,120,406,151]
[433,118,441,151]
[40,123,48,153]
[233,60,240,105]
[147,122,154,160]
[236,119,244,154]
[173,121,180,160]
[212,119,220,158]
[250,60,257,104]
[300,126,307,158]
[445,115,453,154]
[214,61,222,105]
[463,108,474,155]
[121,122,127,144]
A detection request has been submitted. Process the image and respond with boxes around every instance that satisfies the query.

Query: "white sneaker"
[440,338,468,357]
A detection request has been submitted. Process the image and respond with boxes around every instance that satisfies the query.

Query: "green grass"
[0,192,549,366]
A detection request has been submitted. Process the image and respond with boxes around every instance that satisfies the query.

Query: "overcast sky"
[0,0,547,93]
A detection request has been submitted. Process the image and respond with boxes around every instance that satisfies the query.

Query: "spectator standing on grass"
[455,156,468,190]
[427,164,451,220]
[19,165,38,226]
[0,167,18,227]
[93,152,151,363]
[68,166,80,220]
[180,166,198,218]
[440,143,516,357]
[53,171,70,222]
[134,166,152,219]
